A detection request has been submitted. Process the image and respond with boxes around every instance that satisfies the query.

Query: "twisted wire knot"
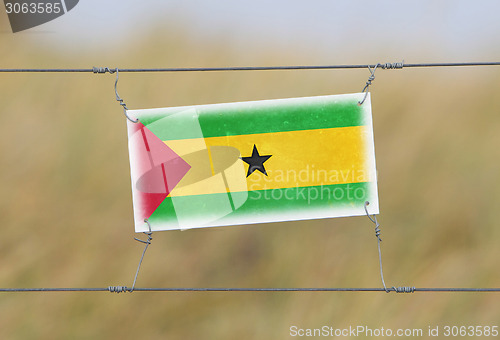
[374,221,382,242]
[108,286,129,293]
[358,64,378,105]
[134,230,153,245]
[92,67,116,74]
[364,201,382,242]
[358,61,404,105]
[380,61,404,69]
[391,286,416,293]
[362,70,376,93]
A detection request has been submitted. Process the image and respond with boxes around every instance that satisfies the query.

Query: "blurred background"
[0,1,499,339]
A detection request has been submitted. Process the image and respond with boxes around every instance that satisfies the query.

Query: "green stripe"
[148,182,370,228]
[139,96,364,140]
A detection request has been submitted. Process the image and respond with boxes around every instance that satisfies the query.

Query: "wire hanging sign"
[0,60,499,294]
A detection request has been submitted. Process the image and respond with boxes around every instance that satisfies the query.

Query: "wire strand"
[0,62,500,73]
[0,287,499,293]
[130,219,153,292]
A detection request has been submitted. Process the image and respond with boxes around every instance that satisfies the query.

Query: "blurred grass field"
[1,15,500,340]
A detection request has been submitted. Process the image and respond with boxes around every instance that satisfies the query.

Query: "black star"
[241,145,272,177]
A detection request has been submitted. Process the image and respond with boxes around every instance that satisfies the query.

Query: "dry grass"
[0,18,499,339]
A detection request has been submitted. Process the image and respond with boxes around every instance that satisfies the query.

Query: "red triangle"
[129,122,191,220]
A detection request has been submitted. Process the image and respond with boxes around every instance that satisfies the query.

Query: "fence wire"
[0,61,499,73]
[0,287,499,293]
[1,60,499,294]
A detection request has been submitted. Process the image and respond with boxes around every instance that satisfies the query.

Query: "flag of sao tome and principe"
[126,93,379,232]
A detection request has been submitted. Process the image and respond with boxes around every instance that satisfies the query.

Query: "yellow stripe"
[165,126,372,196]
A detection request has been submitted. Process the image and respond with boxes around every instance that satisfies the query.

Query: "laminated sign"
[127,93,379,232]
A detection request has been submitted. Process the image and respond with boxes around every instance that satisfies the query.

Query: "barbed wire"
[0,61,499,73]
